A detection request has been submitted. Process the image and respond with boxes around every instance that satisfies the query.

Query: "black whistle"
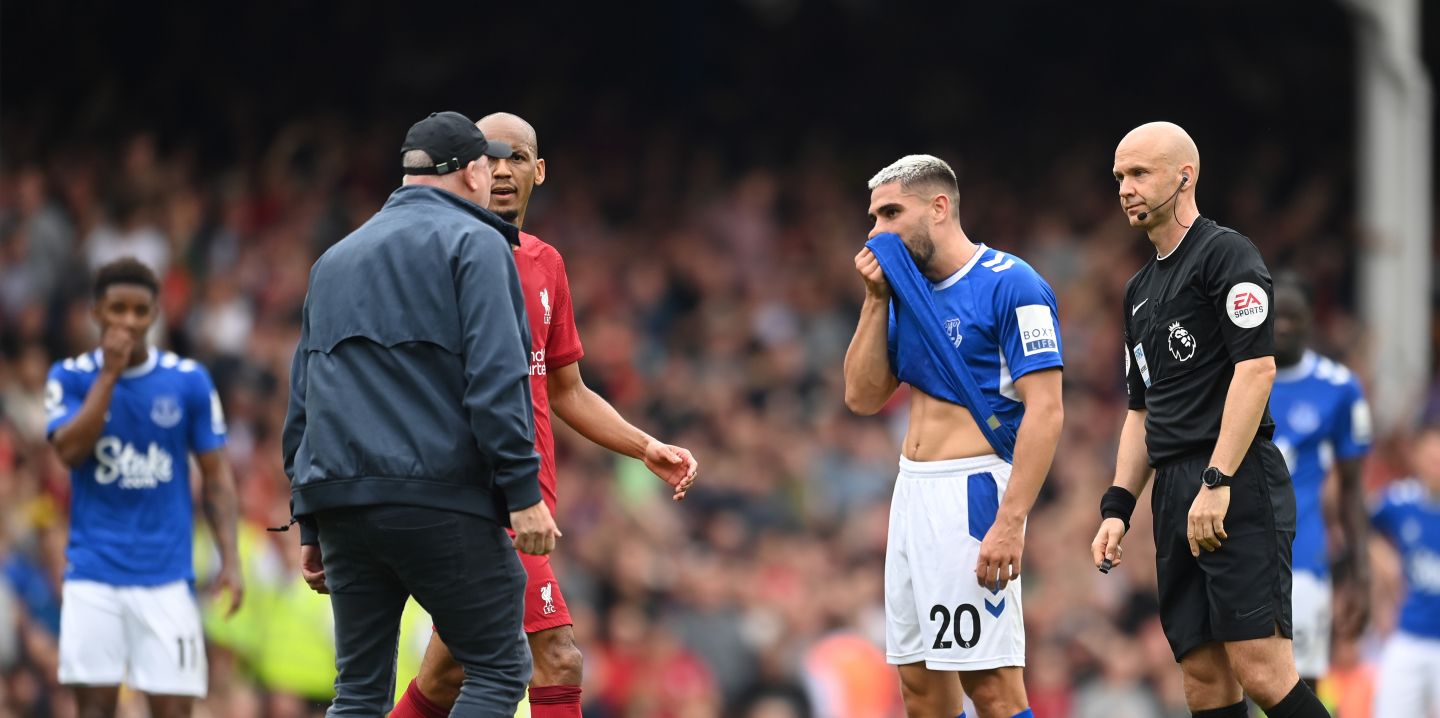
[1099,558,1113,574]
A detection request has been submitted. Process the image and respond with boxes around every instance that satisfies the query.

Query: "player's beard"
[495,208,520,222]
[903,225,937,272]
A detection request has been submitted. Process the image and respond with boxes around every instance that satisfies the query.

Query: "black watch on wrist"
[1201,466,1231,489]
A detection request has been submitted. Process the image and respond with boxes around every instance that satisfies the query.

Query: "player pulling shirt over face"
[845,154,1063,718]
[881,240,1062,672]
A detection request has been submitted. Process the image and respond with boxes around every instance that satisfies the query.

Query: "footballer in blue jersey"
[845,155,1061,718]
[1371,426,1440,717]
[44,258,241,713]
[1269,277,1372,684]
[883,243,1063,447]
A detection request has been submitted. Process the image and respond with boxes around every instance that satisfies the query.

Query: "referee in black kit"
[1089,122,1330,718]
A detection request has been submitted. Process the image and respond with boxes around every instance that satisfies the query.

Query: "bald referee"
[1089,122,1330,718]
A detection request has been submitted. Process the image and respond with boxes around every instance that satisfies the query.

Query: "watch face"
[1202,468,1220,487]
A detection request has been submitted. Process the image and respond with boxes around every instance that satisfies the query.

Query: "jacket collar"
[385,184,520,246]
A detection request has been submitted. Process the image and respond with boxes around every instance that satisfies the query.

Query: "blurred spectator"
[0,4,1435,712]
[0,167,75,319]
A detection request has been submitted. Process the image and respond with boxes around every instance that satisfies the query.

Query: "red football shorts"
[518,551,572,634]
[431,550,572,638]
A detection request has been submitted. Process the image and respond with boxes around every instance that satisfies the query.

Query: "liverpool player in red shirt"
[390,113,699,718]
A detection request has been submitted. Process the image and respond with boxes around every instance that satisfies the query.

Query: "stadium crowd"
[0,113,1433,718]
[1,2,1437,714]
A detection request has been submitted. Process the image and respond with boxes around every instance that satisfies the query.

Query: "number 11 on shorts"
[177,635,200,669]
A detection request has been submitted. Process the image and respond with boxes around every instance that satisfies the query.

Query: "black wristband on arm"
[1100,486,1138,533]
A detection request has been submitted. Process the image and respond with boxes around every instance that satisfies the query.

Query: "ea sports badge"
[1226,282,1268,328]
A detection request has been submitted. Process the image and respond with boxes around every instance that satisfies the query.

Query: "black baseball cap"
[401,111,512,175]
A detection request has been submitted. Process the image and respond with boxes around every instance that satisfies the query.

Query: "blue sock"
[1010,710,1034,718]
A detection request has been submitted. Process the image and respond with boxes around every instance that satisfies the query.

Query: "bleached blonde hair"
[867,154,958,194]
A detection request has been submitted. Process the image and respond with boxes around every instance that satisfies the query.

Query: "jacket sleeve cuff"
[299,516,319,545]
[499,470,543,513]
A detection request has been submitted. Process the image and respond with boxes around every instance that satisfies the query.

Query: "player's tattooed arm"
[1334,456,1371,637]
[198,449,244,616]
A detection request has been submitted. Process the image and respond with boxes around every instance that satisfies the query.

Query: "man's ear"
[1179,163,1196,191]
[534,158,546,186]
[933,193,951,222]
[464,159,485,192]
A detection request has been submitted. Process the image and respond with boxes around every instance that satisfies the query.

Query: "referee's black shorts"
[1151,439,1296,661]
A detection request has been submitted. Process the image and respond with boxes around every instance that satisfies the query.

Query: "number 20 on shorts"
[930,603,982,649]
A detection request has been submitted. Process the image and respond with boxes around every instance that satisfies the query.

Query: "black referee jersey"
[1122,216,1277,466]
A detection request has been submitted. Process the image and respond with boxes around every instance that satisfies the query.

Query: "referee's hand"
[1091,518,1127,570]
[1187,486,1230,556]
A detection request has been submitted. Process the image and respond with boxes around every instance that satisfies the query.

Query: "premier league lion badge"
[1167,322,1197,362]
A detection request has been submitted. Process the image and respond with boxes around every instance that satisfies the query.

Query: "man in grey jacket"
[282,110,560,717]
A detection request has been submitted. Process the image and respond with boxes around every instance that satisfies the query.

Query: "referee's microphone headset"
[1135,174,1188,222]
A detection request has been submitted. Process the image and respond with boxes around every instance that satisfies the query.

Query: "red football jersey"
[515,231,584,512]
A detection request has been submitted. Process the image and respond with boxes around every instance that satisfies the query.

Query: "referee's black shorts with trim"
[1151,439,1296,661]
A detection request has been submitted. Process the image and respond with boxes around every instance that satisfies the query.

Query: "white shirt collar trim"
[95,346,158,379]
[1156,221,1201,261]
[933,244,987,291]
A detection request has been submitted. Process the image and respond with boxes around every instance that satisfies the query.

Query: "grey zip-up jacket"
[282,184,541,543]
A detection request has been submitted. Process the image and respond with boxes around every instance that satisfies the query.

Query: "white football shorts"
[885,454,1025,671]
[1290,569,1332,679]
[1375,631,1440,718]
[59,579,207,696]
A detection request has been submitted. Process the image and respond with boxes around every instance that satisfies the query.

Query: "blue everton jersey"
[44,348,227,586]
[1372,480,1440,639]
[1270,351,1372,577]
[887,244,1064,443]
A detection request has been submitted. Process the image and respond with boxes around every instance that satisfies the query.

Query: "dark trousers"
[316,505,531,717]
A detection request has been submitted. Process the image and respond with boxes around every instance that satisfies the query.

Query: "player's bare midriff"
[903,388,992,461]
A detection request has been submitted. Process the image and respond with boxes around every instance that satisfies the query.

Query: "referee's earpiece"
[1181,175,1189,185]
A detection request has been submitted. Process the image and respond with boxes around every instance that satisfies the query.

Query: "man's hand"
[300,544,328,594]
[1091,517,1128,570]
[510,501,562,556]
[975,518,1024,591]
[642,440,698,501]
[1187,485,1230,556]
[99,326,134,375]
[213,562,245,617]
[855,248,890,298]
[1334,578,1371,640]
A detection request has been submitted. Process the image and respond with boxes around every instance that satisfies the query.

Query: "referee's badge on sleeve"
[1133,344,1152,387]
[1226,282,1268,328]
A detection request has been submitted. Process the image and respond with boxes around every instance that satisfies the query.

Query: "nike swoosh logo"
[1132,299,1149,316]
[984,597,1005,618]
[1236,605,1269,620]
